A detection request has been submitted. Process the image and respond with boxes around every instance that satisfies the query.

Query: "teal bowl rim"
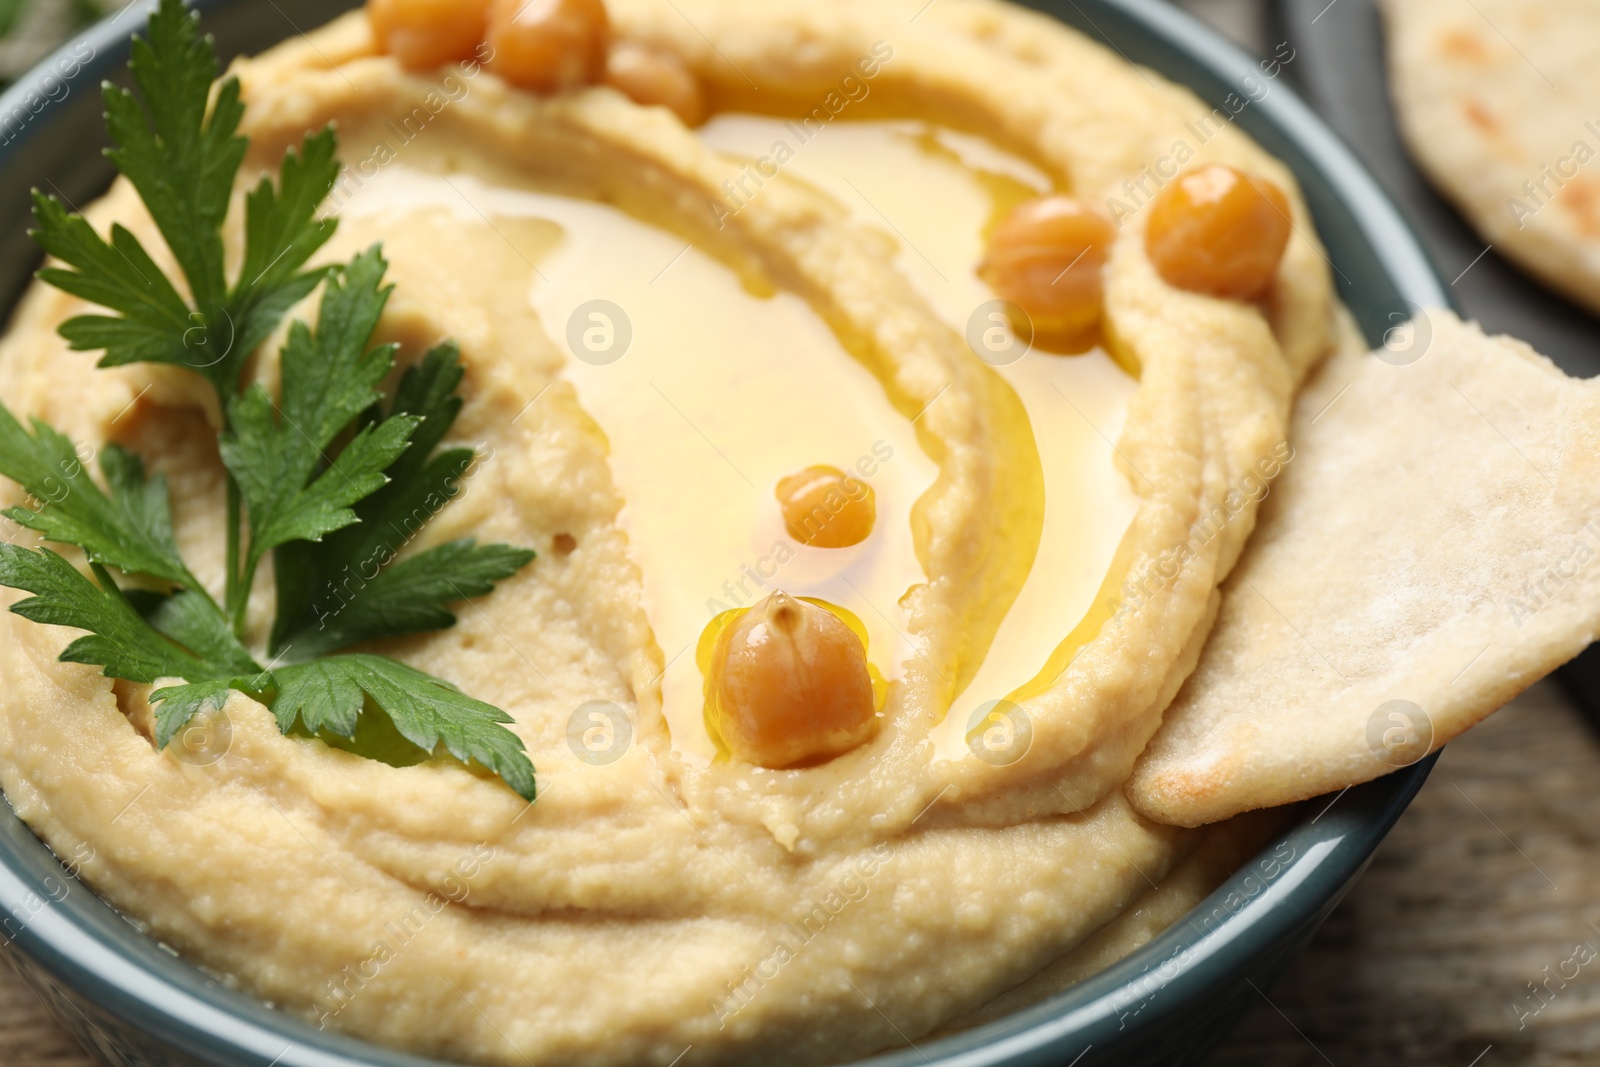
[0,1,1447,1065]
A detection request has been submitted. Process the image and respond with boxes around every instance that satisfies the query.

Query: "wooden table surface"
[3,2,1592,1065]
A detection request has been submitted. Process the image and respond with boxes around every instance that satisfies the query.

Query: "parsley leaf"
[29,0,338,402]
[270,343,534,659]
[0,547,264,749]
[281,539,536,661]
[222,411,415,577]
[231,127,341,368]
[0,405,202,592]
[382,342,471,479]
[0,0,538,802]
[145,679,240,749]
[0,547,251,688]
[30,194,198,372]
[217,248,419,622]
[104,0,243,326]
[271,655,536,801]
[140,586,270,749]
[144,590,260,678]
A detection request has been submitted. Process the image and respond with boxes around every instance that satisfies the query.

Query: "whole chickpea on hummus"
[9,0,1600,1065]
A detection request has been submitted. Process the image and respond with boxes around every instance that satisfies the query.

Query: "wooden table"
[1211,680,1600,1065]
[4,680,1594,1064]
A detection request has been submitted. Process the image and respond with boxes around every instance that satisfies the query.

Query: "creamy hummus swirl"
[0,2,1332,1064]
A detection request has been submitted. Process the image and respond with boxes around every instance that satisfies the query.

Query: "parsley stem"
[180,566,226,620]
[232,551,259,637]
[224,476,243,638]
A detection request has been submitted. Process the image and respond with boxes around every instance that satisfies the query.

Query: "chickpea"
[1144,164,1292,301]
[486,0,609,94]
[367,0,491,71]
[706,593,878,768]
[604,41,706,126]
[776,465,876,549]
[979,196,1117,338]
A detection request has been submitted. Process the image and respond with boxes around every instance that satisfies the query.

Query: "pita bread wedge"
[1381,0,1600,312]
[1129,309,1600,827]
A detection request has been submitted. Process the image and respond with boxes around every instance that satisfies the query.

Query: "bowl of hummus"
[0,0,1521,1064]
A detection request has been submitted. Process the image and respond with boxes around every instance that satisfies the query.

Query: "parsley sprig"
[0,0,537,800]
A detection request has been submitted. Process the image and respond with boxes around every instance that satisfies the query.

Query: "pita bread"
[1382,0,1600,312]
[1129,309,1600,827]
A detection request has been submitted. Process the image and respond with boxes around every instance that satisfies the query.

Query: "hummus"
[0,2,1335,1064]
